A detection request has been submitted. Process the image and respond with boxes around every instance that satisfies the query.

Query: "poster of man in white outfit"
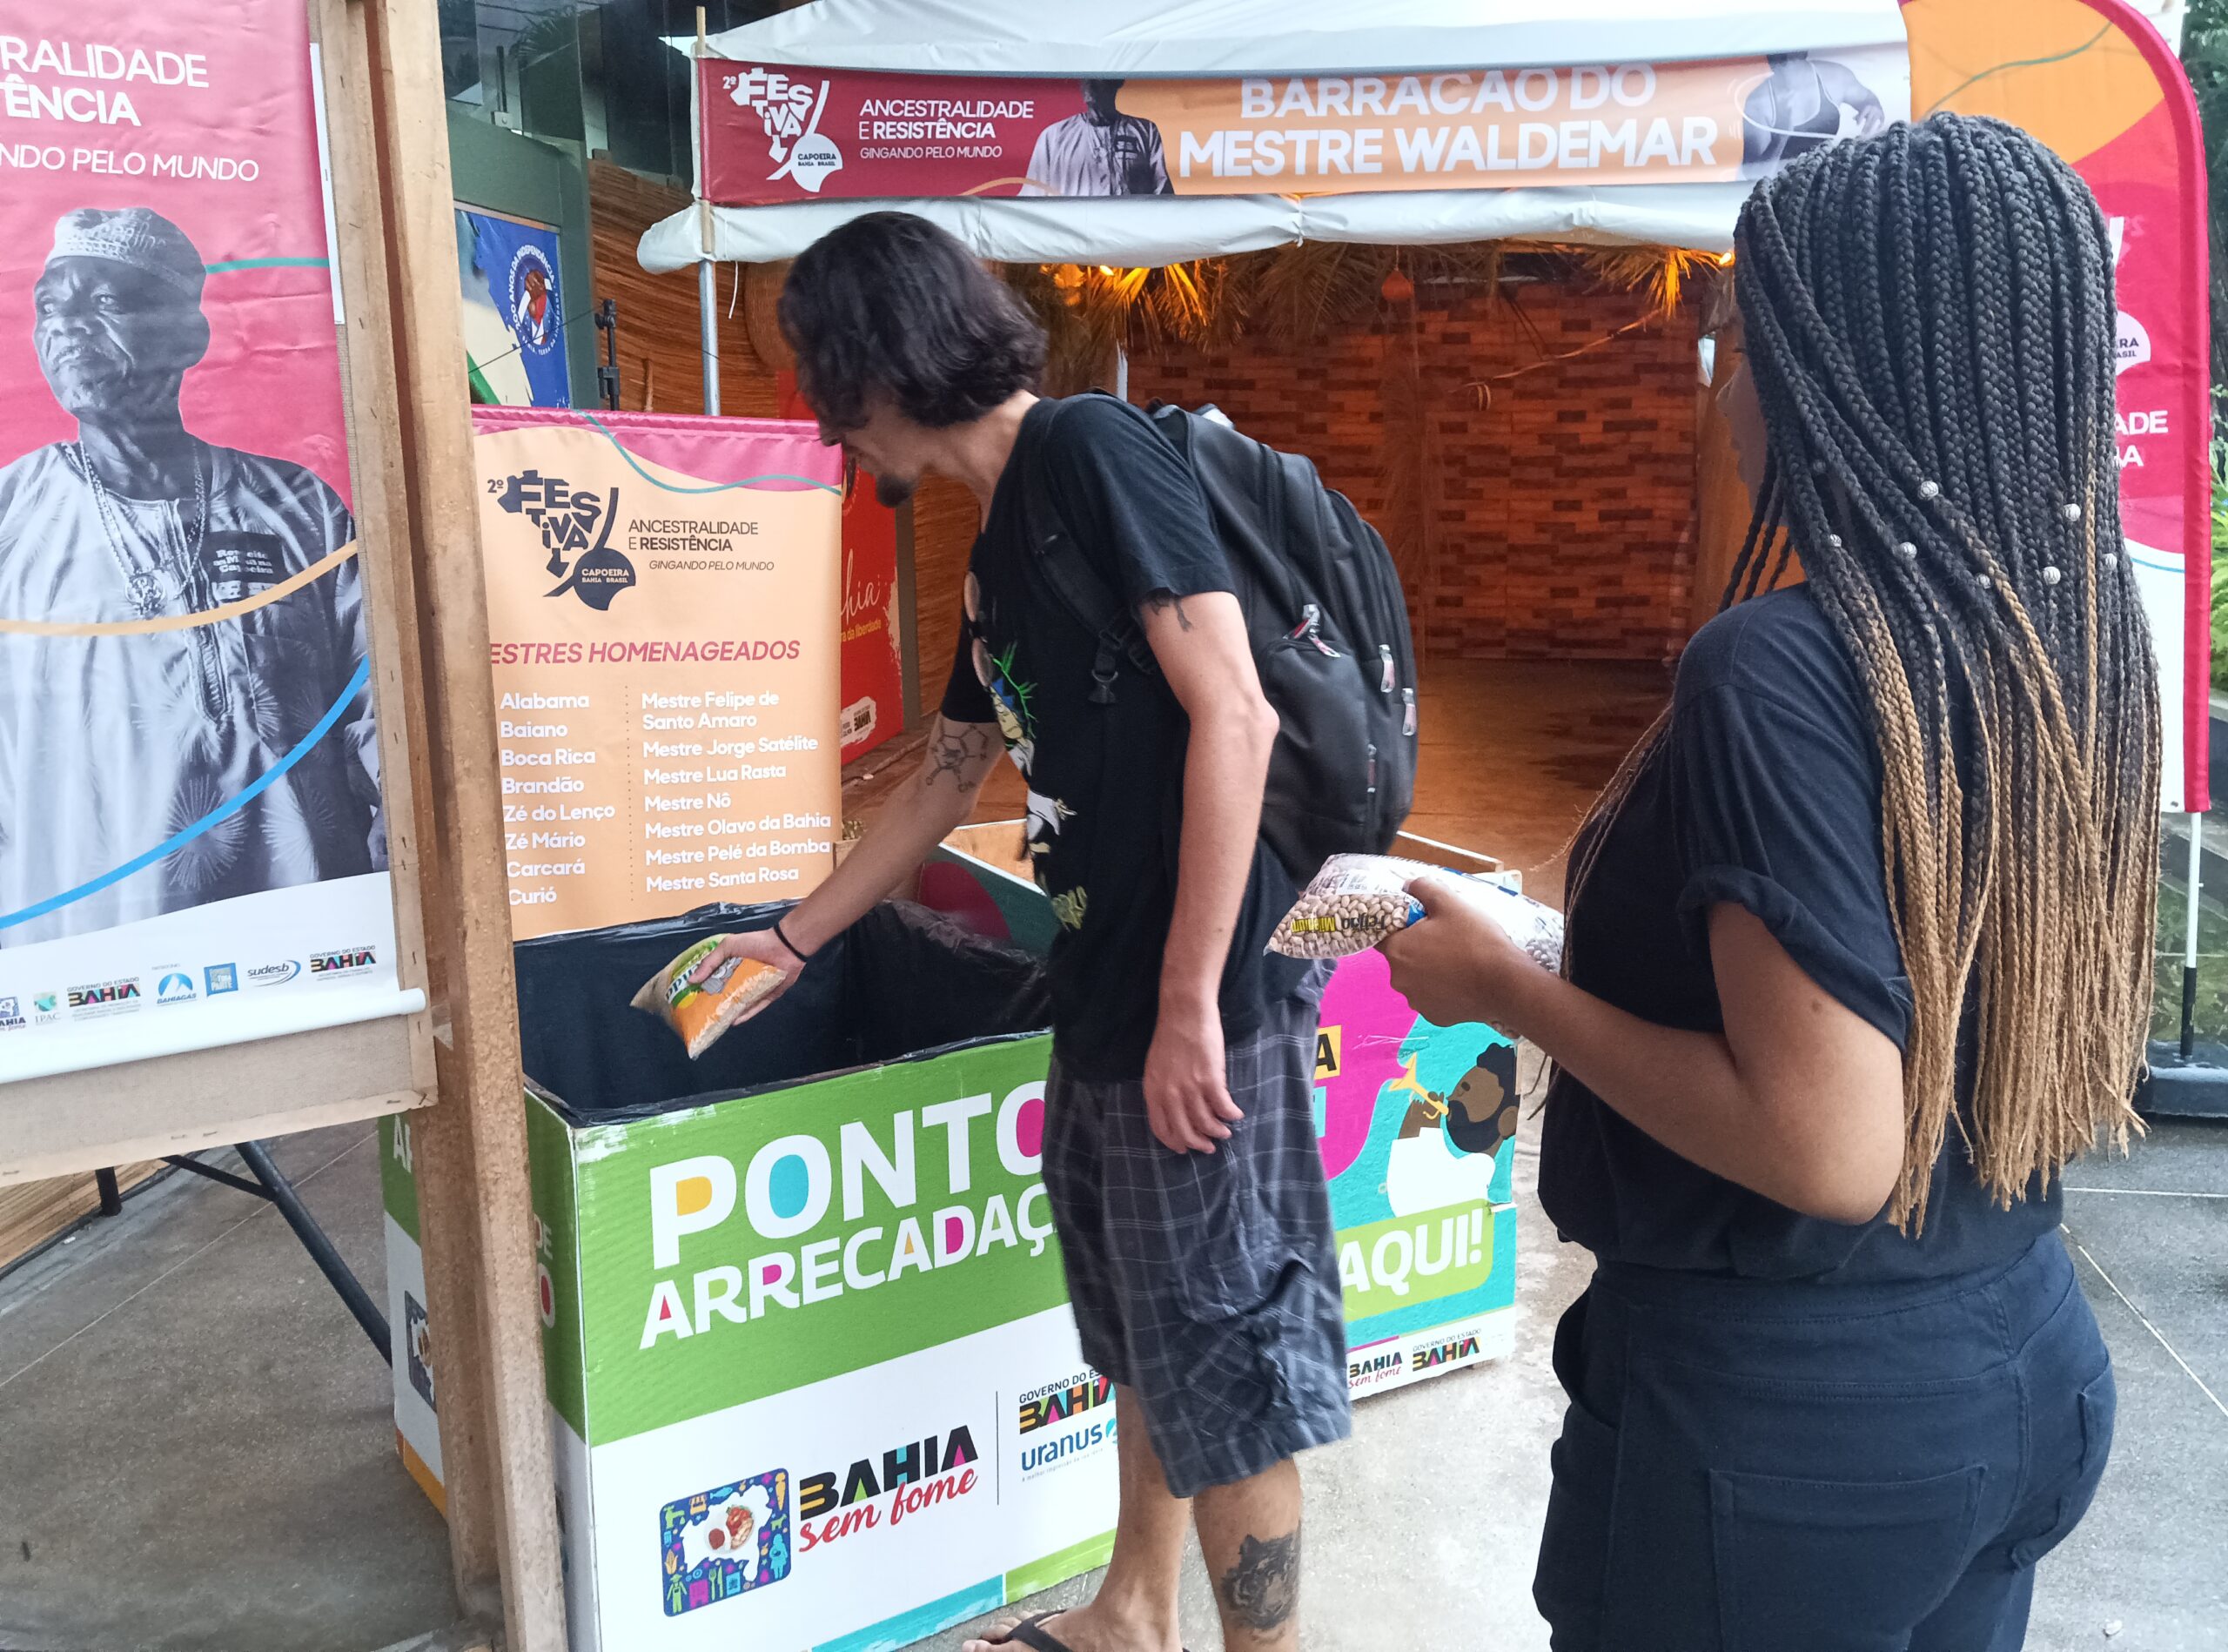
[0,206,383,950]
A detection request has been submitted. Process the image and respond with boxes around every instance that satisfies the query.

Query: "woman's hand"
[1380,876,1544,1032]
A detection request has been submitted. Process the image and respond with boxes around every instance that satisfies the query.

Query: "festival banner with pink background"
[0,4,406,1084]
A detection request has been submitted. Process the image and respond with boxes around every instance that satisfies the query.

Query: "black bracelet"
[771,917,812,966]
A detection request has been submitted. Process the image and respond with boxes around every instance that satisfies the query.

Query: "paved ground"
[2,661,2224,1651]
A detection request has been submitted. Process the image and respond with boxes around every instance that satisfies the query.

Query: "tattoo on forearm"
[924,722,992,791]
[1218,1528,1299,1633]
[1146,593,1195,632]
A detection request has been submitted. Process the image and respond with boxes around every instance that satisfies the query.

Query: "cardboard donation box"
[384,842,1518,1651]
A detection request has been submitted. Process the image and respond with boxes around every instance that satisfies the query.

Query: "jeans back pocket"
[1712,1463,1985,1652]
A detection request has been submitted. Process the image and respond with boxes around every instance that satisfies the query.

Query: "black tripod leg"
[234,1139,392,1365]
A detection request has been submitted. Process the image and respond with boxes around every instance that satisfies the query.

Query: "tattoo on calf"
[925,722,992,790]
[1218,1529,1300,1632]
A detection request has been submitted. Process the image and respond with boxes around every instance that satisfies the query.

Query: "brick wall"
[1129,275,1701,661]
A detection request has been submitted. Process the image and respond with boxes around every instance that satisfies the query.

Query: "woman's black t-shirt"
[1539,584,2062,1283]
[940,397,1309,1081]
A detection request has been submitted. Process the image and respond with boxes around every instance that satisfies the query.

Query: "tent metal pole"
[699,259,721,416]
[1114,341,1130,401]
[2184,808,2204,1059]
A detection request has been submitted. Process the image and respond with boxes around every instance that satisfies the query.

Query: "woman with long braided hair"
[1386,113,2151,1649]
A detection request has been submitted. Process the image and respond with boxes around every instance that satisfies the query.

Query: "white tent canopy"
[639,0,1907,271]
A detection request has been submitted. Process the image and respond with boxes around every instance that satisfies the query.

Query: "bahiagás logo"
[505,241,560,359]
[309,946,378,980]
[247,960,301,989]
[492,468,636,611]
[661,1471,791,1616]
[725,66,843,192]
[156,971,196,1004]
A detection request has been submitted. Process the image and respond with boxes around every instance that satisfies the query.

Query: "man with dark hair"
[1021,79,1173,198]
[0,206,381,945]
[693,212,1346,1652]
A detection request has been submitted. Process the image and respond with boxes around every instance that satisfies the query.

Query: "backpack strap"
[1022,397,1159,705]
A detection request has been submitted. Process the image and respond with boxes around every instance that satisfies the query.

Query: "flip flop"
[978,1615,1077,1652]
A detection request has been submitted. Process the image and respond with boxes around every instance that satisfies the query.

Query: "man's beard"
[874,471,917,509]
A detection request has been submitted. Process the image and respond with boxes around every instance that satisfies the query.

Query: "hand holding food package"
[631,935,787,1059]
[1270,853,1564,970]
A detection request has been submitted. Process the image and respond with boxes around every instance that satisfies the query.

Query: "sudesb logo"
[490,468,635,610]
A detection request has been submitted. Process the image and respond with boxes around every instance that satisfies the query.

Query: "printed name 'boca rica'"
[795,1425,981,1553]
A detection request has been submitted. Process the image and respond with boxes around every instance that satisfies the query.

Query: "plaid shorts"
[1041,980,1353,1499]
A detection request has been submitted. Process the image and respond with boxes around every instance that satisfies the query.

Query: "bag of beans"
[1270,853,1564,970]
[631,936,787,1059]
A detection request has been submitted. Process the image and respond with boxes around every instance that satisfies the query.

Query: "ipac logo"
[723,66,842,192]
[309,947,377,980]
[247,961,301,990]
[156,972,196,1005]
[31,991,58,1022]
[661,1472,791,1616]
[68,978,141,1015]
[492,468,635,610]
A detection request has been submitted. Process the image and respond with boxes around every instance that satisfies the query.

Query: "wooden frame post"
[332,1,566,1645]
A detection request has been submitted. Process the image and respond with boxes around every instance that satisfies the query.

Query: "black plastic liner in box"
[514,899,1051,1123]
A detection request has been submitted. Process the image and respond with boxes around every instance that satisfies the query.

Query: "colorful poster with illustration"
[1314,946,1518,1394]
[0,5,406,1086]
[1903,0,2212,810]
[457,207,568,409]
[698,44,1910,205]
[471,409,842,939]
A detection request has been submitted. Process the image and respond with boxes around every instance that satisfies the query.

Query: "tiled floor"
[3,661,2223,1652]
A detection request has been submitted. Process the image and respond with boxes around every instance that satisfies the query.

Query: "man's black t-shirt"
[941,396,1309,1081]
[1540,584,2062,1283]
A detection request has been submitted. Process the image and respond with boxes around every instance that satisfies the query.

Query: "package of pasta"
[630,936,787,1059]
[1270,853,1564,972]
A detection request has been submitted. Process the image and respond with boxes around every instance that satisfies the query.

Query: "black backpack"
[1021,393,1418,881]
